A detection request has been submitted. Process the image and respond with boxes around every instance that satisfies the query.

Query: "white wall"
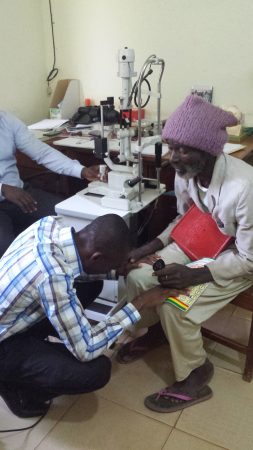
[43,0,253,125]
[0,0,48,123]
[1,0,253,125]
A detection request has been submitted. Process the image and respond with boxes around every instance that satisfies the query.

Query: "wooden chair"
[201,285,253,382]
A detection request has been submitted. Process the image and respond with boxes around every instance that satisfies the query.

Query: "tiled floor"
[0,304,252,450]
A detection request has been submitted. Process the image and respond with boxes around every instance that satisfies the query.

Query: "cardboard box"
[50,79,80,119]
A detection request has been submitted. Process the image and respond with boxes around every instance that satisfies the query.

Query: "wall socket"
[191,85,213,103]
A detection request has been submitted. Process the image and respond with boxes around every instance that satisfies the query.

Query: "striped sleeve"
[38,273,140,361]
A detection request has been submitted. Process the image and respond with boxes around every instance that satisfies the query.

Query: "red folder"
[170,204,233,260]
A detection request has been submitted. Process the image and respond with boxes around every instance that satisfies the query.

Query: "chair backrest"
[231,286,253,311]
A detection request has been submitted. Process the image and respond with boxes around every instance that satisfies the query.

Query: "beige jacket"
[157,153,253,286]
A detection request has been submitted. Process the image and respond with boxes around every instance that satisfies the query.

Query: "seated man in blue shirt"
[0,111,103,256]
[0,213,169,419]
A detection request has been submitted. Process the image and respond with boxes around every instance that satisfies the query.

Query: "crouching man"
[0,214,169,418]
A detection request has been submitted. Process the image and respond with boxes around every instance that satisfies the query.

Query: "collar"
[203,153,227,211]
[58,226,83,277]
[197,180,208,192]
[188,153,226,212]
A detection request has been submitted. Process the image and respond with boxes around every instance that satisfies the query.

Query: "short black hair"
[85,214,132,259]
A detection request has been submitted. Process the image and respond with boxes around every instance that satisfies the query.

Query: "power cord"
[128,66,153,109]
[46,0,59,90]
[0,400,52,433]
[133,77,151,109]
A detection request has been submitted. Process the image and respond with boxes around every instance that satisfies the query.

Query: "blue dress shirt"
[0,111,84,201]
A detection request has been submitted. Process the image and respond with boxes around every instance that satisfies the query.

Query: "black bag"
[70,105,120,126]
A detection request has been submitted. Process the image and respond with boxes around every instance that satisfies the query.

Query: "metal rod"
[100,104,104,138]
[156,168,161,191]
[157,60,165,134]
[137,55,156,203]
[136,55,165,202]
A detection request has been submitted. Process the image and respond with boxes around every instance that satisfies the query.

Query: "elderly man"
[0,213,169,418]
[117,95,253,412]
[0,110,102,256]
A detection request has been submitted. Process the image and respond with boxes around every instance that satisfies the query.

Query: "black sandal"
[144,385,213,413]
[116,323,167,364]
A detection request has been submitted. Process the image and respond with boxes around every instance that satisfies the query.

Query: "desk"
[16,135,253,240]
[16,134,177,241]
[234,137,253,162]
[55,186,166,230]
[17,135,175,192]
[16,134,253,318]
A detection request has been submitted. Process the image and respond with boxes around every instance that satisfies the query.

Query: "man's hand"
[129,249,159,265]
[154,263,213,289]
[132,285,181,311]
[128,238,164,264]
[117,253,160,277]
[81,165,108,182]
[117,260,141,277]
[2,184,37,213]
[117,240,164,276]
[128,247,151,263]
[138,254,160,265]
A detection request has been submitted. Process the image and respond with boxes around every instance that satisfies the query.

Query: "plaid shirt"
[0,216,140,361]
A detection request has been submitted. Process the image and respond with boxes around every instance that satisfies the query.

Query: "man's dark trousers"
[0,281,111,403]
[0,184,63,257]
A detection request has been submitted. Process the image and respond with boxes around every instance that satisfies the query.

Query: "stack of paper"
[28,118,69,131]
[223,143,245,154]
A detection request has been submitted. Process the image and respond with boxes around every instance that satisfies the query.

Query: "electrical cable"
[137,197,159,237]
[46,0,59,86]
[128,67,153,109]
[0,401,52,433]
[133,77,151,108]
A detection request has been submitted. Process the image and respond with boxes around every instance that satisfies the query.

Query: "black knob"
[126,176,141,188]
[153,258,165,271]
[155,142,162,168]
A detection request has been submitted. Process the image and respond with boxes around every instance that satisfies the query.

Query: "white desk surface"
[55,189,129,221]
[54,137,245,156]
[54,137,169,156]
[55,187,165,222]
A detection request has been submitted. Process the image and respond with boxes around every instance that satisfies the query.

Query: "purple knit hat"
[162,95,238,155]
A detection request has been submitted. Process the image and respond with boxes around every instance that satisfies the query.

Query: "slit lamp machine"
[85,47,166,211]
